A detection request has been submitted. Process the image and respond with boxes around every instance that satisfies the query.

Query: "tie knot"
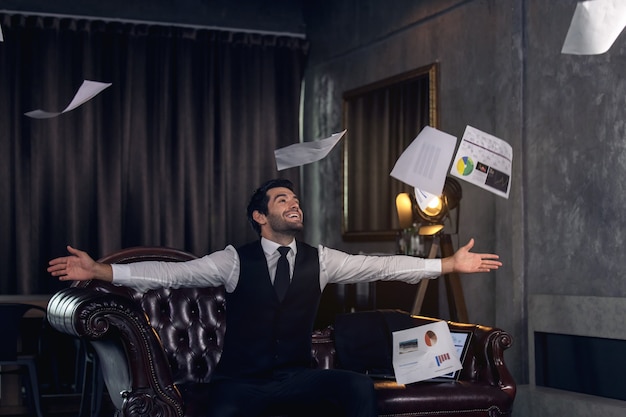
[277,246,290,257]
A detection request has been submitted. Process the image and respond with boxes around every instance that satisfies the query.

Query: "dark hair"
[247,178,295,235]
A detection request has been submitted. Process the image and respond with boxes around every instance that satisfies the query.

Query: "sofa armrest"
[487,329,516,398]
[325,311,515,394]
[47,283,185,417]
[442,321,515,397]
[311,326,336,369]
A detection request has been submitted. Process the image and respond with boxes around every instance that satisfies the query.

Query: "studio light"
[396,177,462,236]
[415,177,462,228]
[394,177,468,322]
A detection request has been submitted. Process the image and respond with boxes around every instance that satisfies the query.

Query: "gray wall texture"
[302,1,626,416]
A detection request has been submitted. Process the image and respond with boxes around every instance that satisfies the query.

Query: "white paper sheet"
[414,187,439,214]
[274,130,346,171]
[25,80,112,119]
[449,126,512,199]
[562,0,626,55]
[0,24,4,42]
[390,126,458,196]
[392,321,462,385]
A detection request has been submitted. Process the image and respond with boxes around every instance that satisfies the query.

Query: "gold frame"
[341,63,439,241]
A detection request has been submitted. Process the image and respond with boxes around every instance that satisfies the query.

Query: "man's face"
[262,187,304,234]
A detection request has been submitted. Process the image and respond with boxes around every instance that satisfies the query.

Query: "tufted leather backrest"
[94,246,227,385]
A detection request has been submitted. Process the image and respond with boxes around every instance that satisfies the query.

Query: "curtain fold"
[0,13,308,294]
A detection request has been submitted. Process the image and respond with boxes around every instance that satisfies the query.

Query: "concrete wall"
[525,1,626,298]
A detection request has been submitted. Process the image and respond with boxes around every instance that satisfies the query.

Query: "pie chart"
[456,156,474,176]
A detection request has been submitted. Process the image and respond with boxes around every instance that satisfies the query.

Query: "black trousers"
[204,368,378,417]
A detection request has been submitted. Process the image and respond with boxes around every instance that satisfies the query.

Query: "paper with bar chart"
[450,125,512,199]
[391,321,462,384]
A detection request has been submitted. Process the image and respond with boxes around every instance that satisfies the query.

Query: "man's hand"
[47,245,113,282]
[441,238,502,275]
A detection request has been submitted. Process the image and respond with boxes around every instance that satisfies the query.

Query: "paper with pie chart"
[450,125,512,199]
[391,320,462,384]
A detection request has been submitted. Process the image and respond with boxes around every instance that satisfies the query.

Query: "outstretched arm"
[441,238,501,275]
[48,245,113,282]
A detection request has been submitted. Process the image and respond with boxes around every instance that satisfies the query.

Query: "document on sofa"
[391,321,462,384]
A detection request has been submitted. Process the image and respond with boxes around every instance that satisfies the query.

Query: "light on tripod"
[422,196,444,217]
[414,177,462,236]
[394,177,463,244]
[395,177,468,322]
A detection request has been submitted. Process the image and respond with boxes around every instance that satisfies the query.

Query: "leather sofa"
[46,246,516,417]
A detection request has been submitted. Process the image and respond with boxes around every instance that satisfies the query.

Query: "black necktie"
[274,246,291,301]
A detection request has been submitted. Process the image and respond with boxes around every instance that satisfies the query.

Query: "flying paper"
[414,187,439,214]
[392,321,463,385]
[390,126,457,196]
[450,126,512,199]
[274,130,346,171]
[562,0,626,55]
[25,80,112,119]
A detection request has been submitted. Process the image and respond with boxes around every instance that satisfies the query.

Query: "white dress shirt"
[112,237,442,293]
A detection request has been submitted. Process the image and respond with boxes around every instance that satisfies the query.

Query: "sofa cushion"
[333,309,417,377]
[375,380,513,416]
[178,379,513,417]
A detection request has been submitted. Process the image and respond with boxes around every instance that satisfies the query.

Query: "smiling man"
[48,178,502,417]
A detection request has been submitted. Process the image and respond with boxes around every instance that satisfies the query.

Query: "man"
[48,178,501,417]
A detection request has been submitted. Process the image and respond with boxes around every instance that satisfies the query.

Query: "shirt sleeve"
[111,245,240,293]
[318,245,441,290]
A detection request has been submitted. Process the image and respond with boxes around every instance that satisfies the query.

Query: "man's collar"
[261,237,296,254]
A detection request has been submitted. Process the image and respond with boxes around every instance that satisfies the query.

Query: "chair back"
[0,303,45,361]
[75,246,227,384]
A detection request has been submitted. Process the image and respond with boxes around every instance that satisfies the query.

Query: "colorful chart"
[456,156,474,176]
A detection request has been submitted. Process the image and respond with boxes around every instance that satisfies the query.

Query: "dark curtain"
[0,14,308,294]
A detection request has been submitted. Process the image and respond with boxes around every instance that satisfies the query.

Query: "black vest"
[213,240,321,378]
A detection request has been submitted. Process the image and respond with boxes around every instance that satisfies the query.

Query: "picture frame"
[341,63,439,241]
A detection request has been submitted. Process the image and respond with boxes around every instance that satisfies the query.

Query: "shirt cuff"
[111,263,131,284]
[424,258,442,275]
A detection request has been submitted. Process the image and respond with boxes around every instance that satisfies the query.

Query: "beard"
[265,211,304,235]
